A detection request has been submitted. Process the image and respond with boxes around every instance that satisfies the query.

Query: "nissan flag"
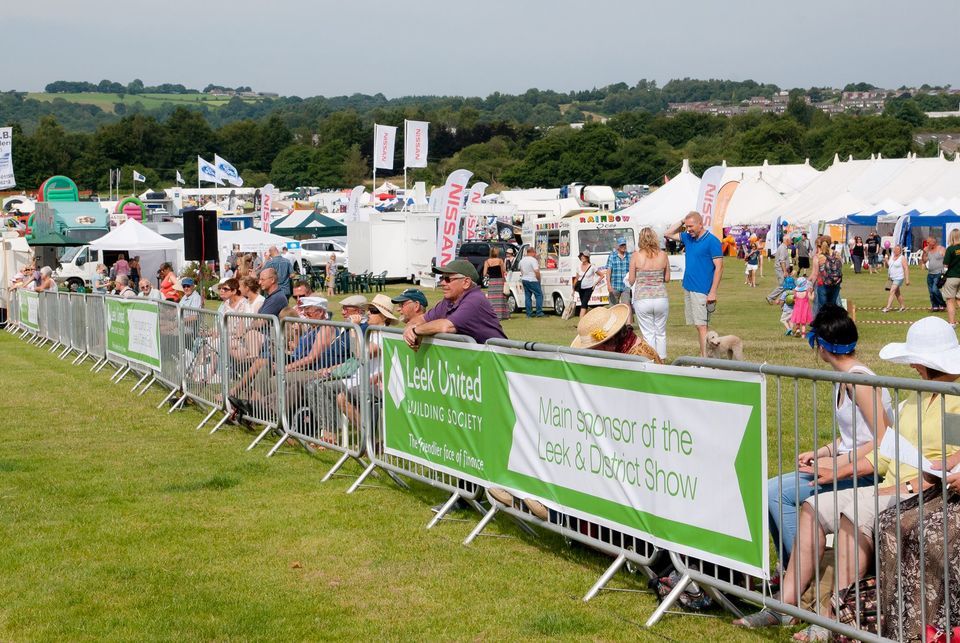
[260,183,274,233]
[695,165,725,232]
[198,156,224,185]
[0,127,15,189]
[373,124,397,170]
[404,120,429,168]
[435,168,473,268]
[344,185,365,222]
[214,154,244,187]
[465,181,488,208]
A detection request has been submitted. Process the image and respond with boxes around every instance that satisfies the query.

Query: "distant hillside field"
[25,92,262,113]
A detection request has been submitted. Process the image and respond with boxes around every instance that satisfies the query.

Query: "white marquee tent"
[89,219,182,283]
[616,159,701,230]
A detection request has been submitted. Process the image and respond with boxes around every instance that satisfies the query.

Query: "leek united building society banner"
[105,298,161,370]
[383,337,768,577]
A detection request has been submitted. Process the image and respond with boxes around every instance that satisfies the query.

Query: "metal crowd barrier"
[667,356,960,642]
[154,300,183,407]
[37,290,55,347]
[57,292,76,360]
[221,311,284,450]
[85,294,107,371]
[350,326,493,530]
[7,289,22,336]
[67,293,89,365]
[279,317,367,478]
[173,305,229,431]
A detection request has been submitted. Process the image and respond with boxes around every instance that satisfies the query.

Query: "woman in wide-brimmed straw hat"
[570,304,661,363]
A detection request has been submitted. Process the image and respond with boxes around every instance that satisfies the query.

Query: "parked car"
[456,241,520,284]
[299,239,348,271]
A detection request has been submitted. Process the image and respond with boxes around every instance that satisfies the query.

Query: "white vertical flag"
[465,181,488,207]
[214,154,244,187]
[373,124,397,170]
[0,127,15,189]
[198,156,224,185]
[132,170,146,183]
[260,183,274,233]
[435,168,473,267]
[404,120,429,168]
[344,186,366,222]
[176,170,185,185]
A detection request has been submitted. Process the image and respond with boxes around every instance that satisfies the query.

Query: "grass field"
[0,259,944,640]
[26,92,263,113]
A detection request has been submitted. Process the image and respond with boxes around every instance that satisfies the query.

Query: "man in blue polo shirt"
[665,211,723,357]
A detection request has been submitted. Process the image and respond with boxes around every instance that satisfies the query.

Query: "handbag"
[832,576,879,636]
[937,272,948,289]
[926,625,960,643]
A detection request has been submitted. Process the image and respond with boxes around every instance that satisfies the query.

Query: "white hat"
[299,296,328,310]
[879,317,960,374]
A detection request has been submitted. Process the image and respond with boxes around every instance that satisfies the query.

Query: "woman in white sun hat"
[737,316,960,641]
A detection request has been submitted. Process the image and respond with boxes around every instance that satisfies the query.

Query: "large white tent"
[617,159,701,229]
[89,219,182,283]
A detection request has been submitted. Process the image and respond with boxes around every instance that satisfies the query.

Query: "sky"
[8,0,959,98]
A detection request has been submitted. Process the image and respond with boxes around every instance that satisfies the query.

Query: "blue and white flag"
[132,170,146,183]
[198,156,224,185]
[214,154,243,187]
[176,170,185,185]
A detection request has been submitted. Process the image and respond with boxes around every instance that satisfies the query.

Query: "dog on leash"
[705,330,744,361]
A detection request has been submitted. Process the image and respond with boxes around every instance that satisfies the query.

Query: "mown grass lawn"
[0,258,941,640]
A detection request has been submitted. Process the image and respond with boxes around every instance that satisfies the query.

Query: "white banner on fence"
[105,298,161,370]
[404,120,429,168]
[435,169,473,268]
[0,127,15,189]
[19,290,39,331]
[374,124,397,170]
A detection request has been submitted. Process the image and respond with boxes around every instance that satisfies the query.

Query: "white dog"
[705,330,744,361]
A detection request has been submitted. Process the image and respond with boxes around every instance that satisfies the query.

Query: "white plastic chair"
[908,250,923,266]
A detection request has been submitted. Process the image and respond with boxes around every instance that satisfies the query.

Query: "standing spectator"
[239,276,264,313]
[93,264,109,293]
[325,253,336,297]
[263,246,292,297]
[158,263,179,302]
[482,247,510,321]
[391,288,428,323]
[116,275,136,298]
[796,232,811,273]
[881,244,910,313]
[37,266,58,292]
[113,253,130,277]
[179,278,202,308]
[518,247,543,318]
[942,228,960,326]
[865,230,881,273]
[603,236,633,305]
[128,256,141,291]
[665,212,723,358]
[403,259,506,346]
[921,235,947,312]
[764,234,793,304]
[572,250,599,318]
[850,236,865,274]
[138,279,162,300]
[257,268,288,317]
[280,246,295,267]
[627,227,670,360]
[818,242,844,309]
[743,241,759,288]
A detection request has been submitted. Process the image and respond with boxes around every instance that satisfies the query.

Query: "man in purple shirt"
[403,259,507,347]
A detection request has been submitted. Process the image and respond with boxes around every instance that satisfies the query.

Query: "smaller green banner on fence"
[105,298,161,370]
[19,291,39,331]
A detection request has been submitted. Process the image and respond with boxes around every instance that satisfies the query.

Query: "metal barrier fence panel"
[667,356,960,642]
[39,291,55,346]
[352,326,489,528]
[279,316,366,476]
[176,305,228,430]
[68,293,88,364]
[154,300,182,406]
[57,292,72,357]
[221,310,283,449]
[85,294,107,369]
[7,289,21,335]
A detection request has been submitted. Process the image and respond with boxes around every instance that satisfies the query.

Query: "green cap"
[433,259,480,284]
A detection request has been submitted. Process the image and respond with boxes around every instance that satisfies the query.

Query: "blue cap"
[391,288,428,307]
[181,278,195,287]
[616,237,627,246]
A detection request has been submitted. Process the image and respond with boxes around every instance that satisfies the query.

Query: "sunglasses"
[219,286,233,292]
[439,275,466,284]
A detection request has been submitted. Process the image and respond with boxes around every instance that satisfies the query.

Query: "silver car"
[299,239,348,270]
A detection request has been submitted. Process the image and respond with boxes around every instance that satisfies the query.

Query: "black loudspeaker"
[183,207,219,262]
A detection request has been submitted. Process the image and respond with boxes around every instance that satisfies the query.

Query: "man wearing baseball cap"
[403,259,506,348]
[391,289,428,323]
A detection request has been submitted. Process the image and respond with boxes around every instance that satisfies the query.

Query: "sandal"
[793,624,831,641]
[898,306,906,312]
[733,607,794,628]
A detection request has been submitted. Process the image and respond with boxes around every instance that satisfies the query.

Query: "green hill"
[26,92,262,114]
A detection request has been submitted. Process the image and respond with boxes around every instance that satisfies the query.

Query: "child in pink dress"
[790,276,813,336]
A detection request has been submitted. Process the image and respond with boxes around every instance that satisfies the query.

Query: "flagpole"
[403,120,408,194]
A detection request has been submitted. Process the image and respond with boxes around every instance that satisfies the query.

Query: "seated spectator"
[217,278,250,315]
[736,317,960,641]
[37,266,57,292]
[239,276,264,313]
[392,288,428,323]
[139,280,162,300]
[116,275,136,298]
[158,263,179,302]
[337,294,398,429]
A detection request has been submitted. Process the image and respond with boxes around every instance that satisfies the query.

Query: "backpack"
[821,256,843,286]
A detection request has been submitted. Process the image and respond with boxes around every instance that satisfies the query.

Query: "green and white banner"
[105,298,161,370]
[383,337,768,577]
[18,290,39,331]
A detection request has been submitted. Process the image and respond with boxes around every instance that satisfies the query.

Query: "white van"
[505,212,643,316]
